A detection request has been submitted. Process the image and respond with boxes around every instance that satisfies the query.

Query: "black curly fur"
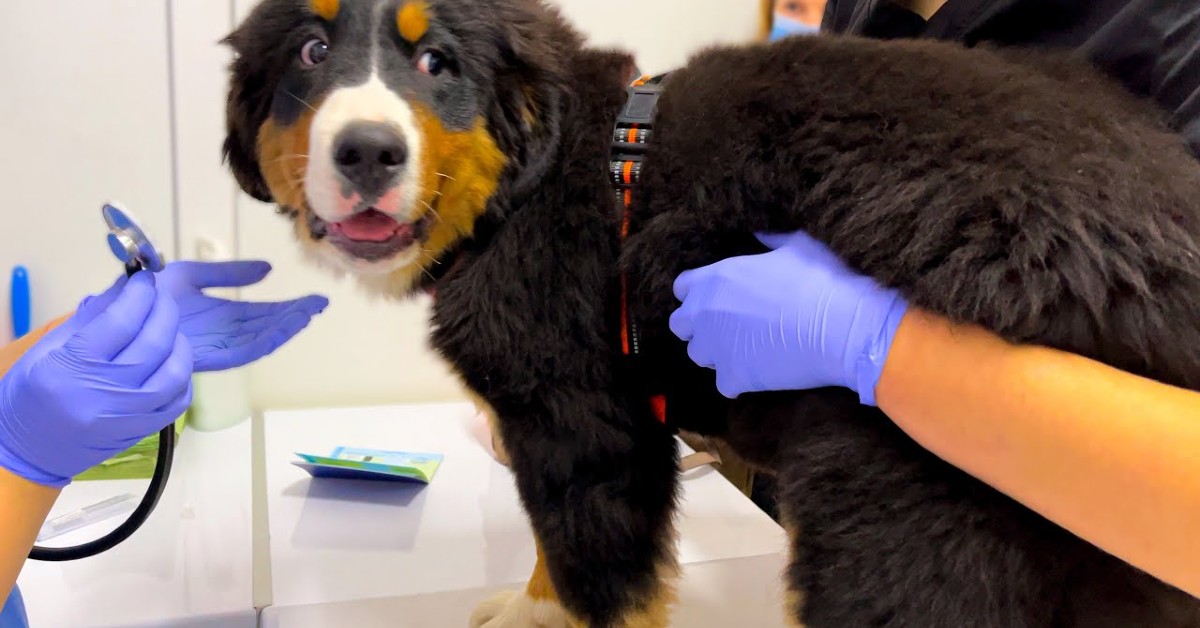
[623,35,1200,627]
[224,2,1200,626]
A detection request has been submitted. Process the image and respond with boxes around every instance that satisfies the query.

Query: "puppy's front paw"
[469,591,575,628]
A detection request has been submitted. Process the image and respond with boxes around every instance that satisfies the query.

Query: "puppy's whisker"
[435,172,457,182]
[417,254,438,281]
[419,198,440,219]
[264,154,310,167]
[283,176,307,194]
[414,184,444,198]
[283,166,309,188]
[285,90,318,114]
[418,247,442,264]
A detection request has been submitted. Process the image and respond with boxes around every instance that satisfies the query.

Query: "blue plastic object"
[0,585,29,628]
[10,267,29,339]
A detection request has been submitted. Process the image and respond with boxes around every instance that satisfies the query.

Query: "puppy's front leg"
[471,542,579,628]
[471,396,680,628]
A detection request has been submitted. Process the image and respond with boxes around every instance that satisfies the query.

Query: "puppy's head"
[224,0,578,291]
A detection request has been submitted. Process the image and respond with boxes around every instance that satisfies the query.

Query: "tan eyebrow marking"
[310,0,339,21]
[398,1,431,43]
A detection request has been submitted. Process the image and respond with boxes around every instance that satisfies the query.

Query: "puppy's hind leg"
[773,394,1071,628]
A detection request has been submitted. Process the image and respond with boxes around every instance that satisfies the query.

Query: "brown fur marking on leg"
[785,591,809,628]
[469,542,580,628]
[524,540,677,628]
[612,572,677,628]
[782,513,808,628]
[526,543,573,606]
[605,530,680,628]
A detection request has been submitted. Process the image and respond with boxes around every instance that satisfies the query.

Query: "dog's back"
[625,34,1200,627]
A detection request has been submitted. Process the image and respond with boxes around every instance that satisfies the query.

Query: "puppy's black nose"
[333,122,408,196]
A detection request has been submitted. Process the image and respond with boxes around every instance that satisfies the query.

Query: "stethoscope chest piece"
[103,202,165,273]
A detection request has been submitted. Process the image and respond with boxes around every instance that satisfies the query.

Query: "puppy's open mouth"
[309,208,433,262]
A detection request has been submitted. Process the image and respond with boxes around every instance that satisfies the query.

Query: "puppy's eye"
[417,50,447,76]
[300,38,330,67]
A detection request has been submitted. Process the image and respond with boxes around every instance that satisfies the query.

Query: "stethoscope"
[27,203,175,562]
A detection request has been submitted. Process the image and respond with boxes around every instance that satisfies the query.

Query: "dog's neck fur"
[413,48,635,298]
[426,45,656,395]
[443,47,636,276]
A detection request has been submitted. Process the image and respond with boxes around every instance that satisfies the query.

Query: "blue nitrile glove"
[0,272,194,487]
[670,231,908,405]
[156,261,328,372]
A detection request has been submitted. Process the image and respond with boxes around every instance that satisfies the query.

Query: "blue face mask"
[770,12,820,41]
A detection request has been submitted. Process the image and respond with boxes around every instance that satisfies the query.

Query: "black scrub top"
[822,0,1200,157]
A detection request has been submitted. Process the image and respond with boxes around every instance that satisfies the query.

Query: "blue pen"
[10,266,29,339]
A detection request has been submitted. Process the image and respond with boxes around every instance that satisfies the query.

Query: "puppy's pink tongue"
[334,210,402,242]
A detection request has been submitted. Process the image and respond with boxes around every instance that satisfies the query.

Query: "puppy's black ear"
[221,29,274,203]
[487,2,581,198]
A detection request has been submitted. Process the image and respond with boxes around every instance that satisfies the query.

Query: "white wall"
[0,0,757,411]
[0,1,176,339]
[552,0,762,75]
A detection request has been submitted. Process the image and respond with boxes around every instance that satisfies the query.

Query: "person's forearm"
[0,313,72,601]
[0,469,59,604]
[0,314,71,377]
[876,308,1200,597]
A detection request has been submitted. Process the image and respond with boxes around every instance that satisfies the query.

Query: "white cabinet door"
[171,0,239,264]
[0,0,175,338]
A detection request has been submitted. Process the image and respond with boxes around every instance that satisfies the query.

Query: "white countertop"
[12,401,791,627]
[260,402,790,626]
[17,420,256,628]
[260,554,790,628]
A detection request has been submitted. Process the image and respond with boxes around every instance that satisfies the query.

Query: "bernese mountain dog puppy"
[223,0,1200,626]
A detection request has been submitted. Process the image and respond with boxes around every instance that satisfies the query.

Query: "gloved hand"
[155,261,328,372]
[0,272,193,487]
[670,231,909,405]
